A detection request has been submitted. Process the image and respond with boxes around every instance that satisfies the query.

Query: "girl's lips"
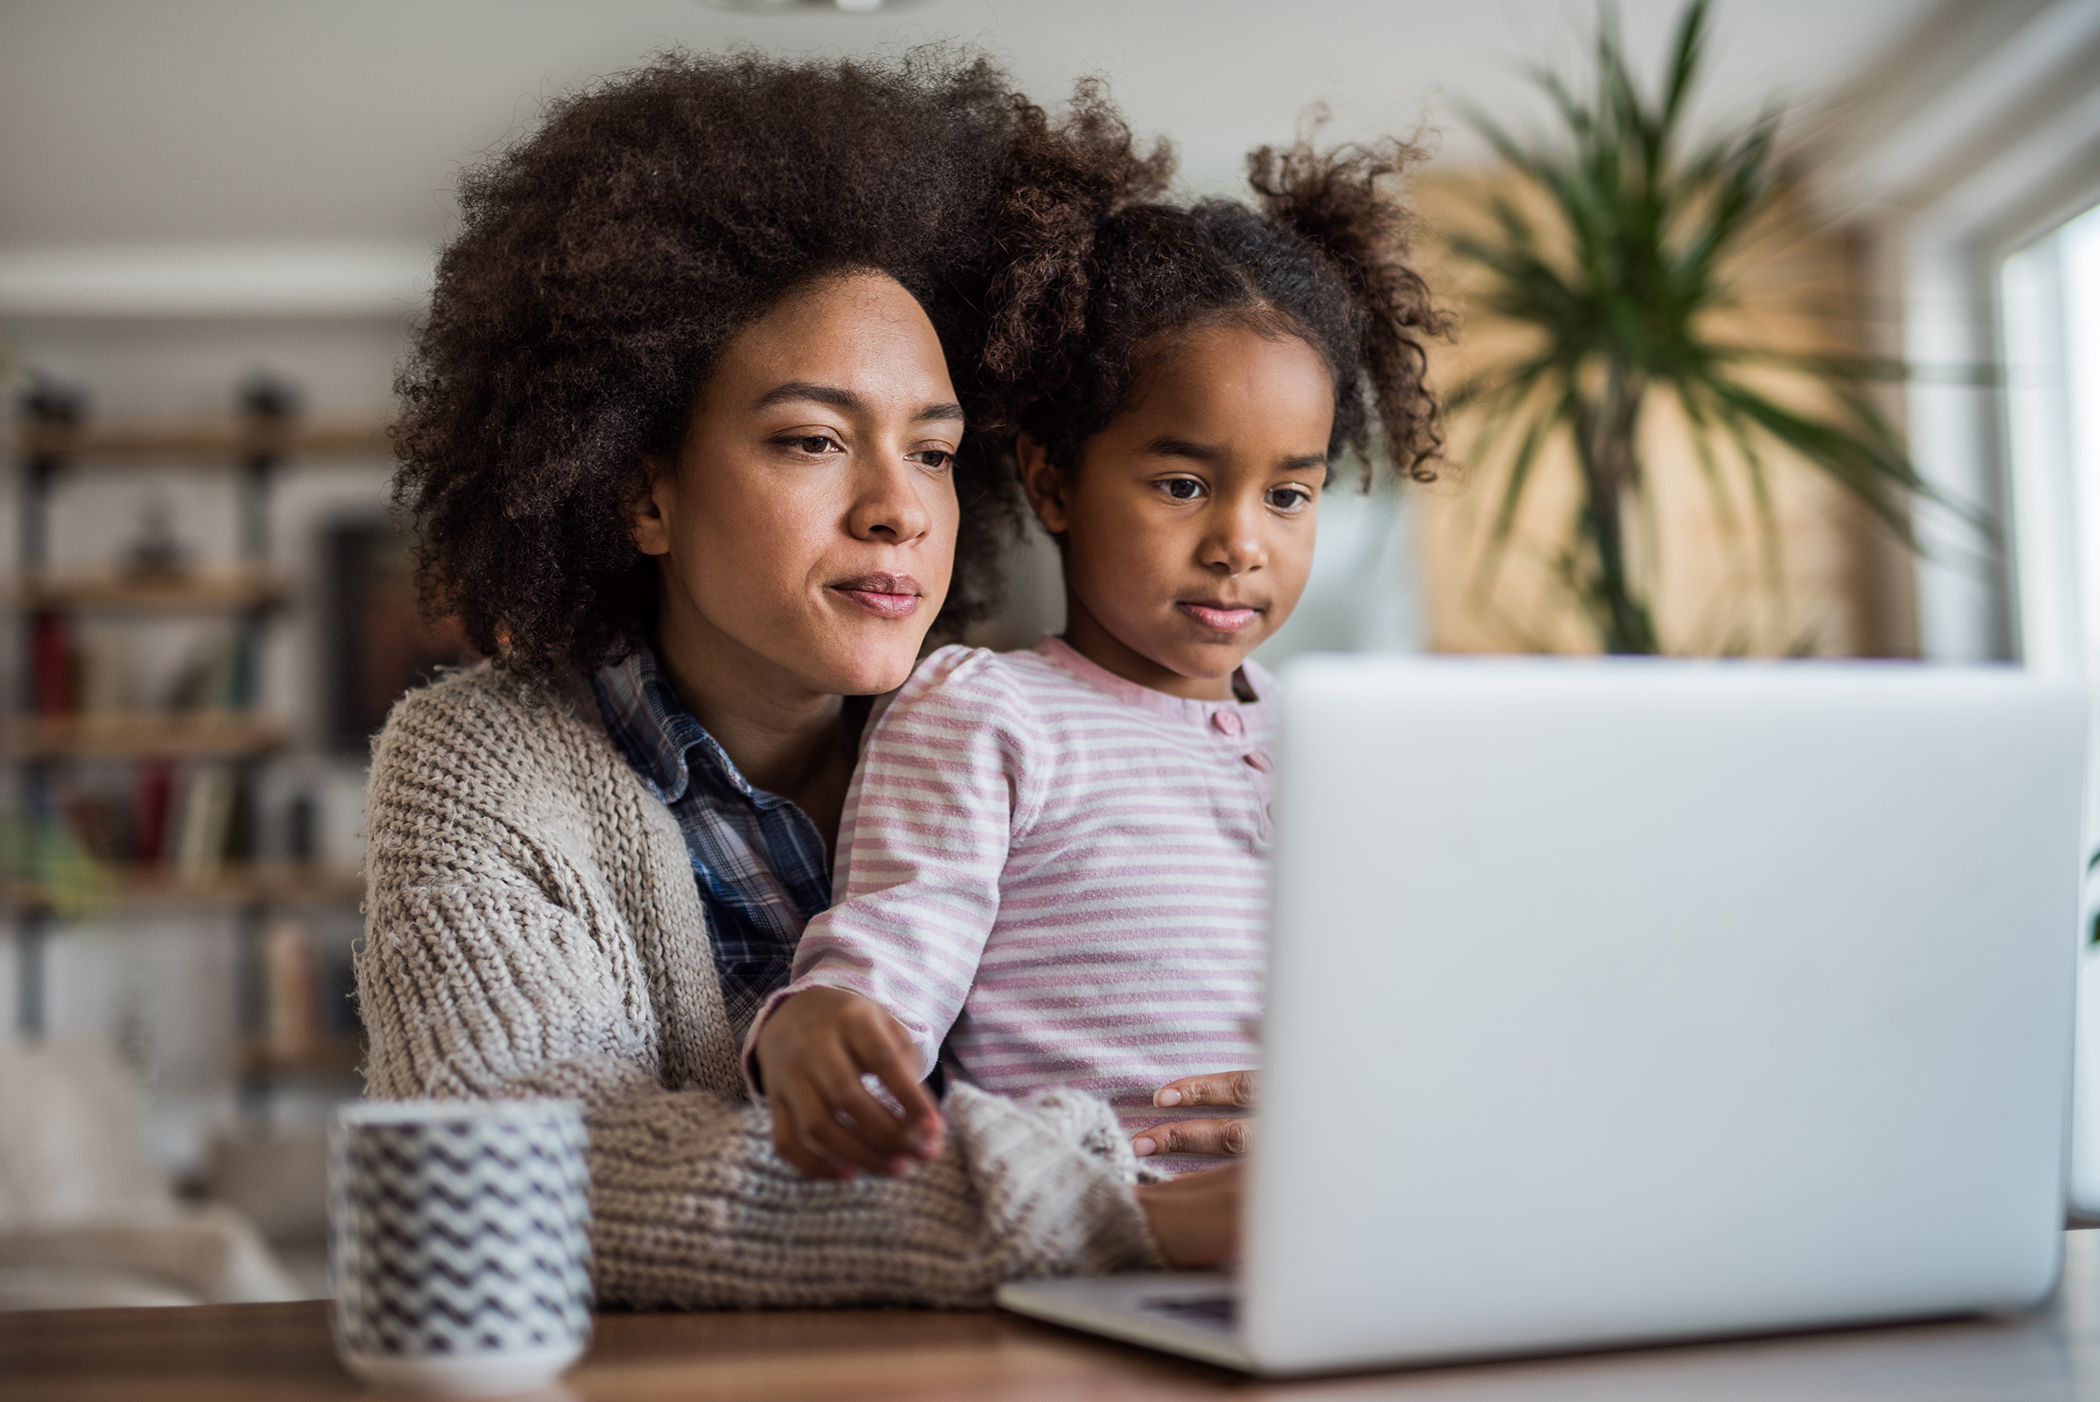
[1179,601,1260,632]
[833,574,922,620]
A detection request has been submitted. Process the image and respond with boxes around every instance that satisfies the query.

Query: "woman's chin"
[806,640,926,699]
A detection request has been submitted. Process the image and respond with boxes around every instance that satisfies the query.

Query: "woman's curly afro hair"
[393,49,1038,681]
[982,100,1450,488]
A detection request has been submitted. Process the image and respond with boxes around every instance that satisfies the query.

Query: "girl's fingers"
[1132,1116,1254,1159]
[808,1061,924,1160]
[774,1079,889,1178]
[769,1091,847,1179]
[796,1097,904,1177]
[1153,1068,1258,1110]
[843,1022,945,1159]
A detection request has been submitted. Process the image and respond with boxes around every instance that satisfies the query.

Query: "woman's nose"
[847,454,933,543]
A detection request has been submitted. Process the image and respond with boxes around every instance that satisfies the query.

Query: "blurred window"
[2000,203,2100,675]
[2000,201,2100,914]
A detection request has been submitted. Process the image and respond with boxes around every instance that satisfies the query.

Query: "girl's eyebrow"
[1144,434,1327,477]
[753,380,963,424]
[1143,435,1223,462]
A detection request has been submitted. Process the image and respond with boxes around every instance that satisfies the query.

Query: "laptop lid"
[1247,658,2084,1375]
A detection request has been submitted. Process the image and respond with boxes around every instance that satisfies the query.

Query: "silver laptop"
[999,656,2086,1376]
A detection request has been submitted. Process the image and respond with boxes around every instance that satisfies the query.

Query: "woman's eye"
[784,434,841,456]
[1159,478,1204,501]
[911,448,955,472]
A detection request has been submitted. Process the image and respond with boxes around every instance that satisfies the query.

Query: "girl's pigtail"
[1247,138,1450,482]
[982,81,1174,409]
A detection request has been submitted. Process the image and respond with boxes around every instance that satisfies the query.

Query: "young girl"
[748,119,1446,1180]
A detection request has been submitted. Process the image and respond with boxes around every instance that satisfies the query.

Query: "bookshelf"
[16,568,287,611]
[9,713,289,759]
[8,861,363,915]
[10,379,386,1113]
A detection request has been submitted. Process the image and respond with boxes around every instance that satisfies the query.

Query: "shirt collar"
[1034,633,1271,724]
[591,643,780,809]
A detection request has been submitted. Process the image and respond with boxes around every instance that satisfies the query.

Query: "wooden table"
[11,1232,2100,1402]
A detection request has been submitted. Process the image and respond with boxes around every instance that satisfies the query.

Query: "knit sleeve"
[750,648,1037,1081]
[356,670,1161,1306]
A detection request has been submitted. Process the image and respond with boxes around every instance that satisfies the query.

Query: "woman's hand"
[1132,1069,1257,1160]
[1134,1161,1243,1268]
[753,987,944,1180]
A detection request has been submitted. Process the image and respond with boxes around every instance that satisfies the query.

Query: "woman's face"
[631,272,962,699]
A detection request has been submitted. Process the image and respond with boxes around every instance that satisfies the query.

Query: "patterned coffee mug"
[331,1099,593,1398]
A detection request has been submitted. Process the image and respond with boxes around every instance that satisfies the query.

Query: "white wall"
[1,0,1938,246]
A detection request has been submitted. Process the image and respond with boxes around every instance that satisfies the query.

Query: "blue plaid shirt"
[591,644,832,1037]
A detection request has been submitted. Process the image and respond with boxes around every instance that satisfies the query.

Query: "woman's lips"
[1179,601,1261,632]
[833,573,922,620]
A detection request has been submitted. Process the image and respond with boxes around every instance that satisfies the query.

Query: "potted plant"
[1446,0,1944,654]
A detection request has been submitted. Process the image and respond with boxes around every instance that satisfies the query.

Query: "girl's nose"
[1200,497,1267,575]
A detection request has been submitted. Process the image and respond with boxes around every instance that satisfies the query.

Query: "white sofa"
[0,1041,300,1310]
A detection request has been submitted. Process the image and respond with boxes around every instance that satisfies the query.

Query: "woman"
[358,49,1238,1308]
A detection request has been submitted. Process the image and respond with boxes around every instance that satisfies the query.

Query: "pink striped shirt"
[765,635,1272,1167]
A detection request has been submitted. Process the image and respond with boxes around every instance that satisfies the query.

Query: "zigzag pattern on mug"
[335,1119,592,1358]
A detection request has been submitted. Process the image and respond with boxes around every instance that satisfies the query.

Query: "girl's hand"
[1134,1161,1244,1268]
[753,987,944,1179]
[1132,1069,1257,1160]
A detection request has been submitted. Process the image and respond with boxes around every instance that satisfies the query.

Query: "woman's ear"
[1016,434,1071,536]
[627,463,674,556]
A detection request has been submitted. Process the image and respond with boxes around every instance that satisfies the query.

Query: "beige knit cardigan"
[355,663,1165,1308]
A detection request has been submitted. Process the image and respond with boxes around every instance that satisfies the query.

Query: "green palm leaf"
[1447,0,1950,653]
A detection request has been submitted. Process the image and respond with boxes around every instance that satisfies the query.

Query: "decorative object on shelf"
[1444,0,1952,654]
[122,498,190,580]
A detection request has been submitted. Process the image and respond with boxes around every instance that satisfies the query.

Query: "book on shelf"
[28,760,249,886]
[263,918,321,1062]
[31,612,75,714]
[255,918,363,1073]
[165,630,250,712]
[171,764,238,883]
[132,760,173,865]
[24,619,253,722]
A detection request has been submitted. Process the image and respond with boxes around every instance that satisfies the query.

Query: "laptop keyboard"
[1140,1292,1239,1333]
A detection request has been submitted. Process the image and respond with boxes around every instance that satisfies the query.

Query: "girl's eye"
[1269,486,1314,512]
[1159,478,1205,501]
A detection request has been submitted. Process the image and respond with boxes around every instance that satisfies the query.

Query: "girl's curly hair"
[983,107,1450,487]
[392,49,1037,681]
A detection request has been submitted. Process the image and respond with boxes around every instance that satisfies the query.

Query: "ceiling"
[0,0,1946,246]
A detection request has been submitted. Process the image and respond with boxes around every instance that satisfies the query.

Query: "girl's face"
[629,271,962,700]
[1020,323,1333,702]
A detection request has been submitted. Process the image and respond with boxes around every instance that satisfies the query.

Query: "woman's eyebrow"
[754,381,861,413]
[753,380,963,424]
